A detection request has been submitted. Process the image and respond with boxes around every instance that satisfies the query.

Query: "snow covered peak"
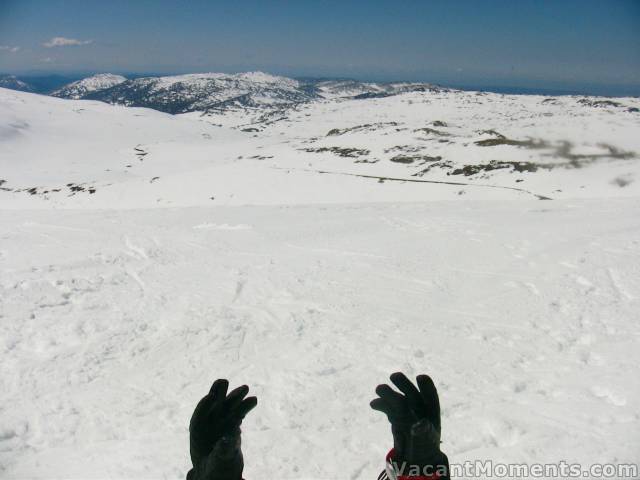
[77,73,127,88]
[145,71,297,89]
[234,71,299,87]
[52,73,127,99]
[0,74,33,92]
[142,71,299,93]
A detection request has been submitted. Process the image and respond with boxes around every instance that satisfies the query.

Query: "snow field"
[1,200,639,478]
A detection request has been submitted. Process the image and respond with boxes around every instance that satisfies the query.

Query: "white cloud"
[43,37,93,48]
[40,57,54,63]
[0,45,20,53]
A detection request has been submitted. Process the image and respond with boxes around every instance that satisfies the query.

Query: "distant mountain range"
[0,72,442,114]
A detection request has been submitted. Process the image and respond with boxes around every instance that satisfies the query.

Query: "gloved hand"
[370,372,449,478]
[187,379,257,480]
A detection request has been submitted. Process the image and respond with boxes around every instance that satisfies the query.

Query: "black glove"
[370,372,449,478]
[187,379,257,480]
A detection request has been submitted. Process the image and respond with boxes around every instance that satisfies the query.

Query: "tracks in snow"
[272,166,554,200]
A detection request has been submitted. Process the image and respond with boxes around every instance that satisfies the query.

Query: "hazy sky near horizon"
[0,0,638,88]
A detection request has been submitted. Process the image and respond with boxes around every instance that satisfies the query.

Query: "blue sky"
[0,0,638,90]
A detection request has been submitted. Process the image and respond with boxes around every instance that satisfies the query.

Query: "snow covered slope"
[1,86,639,209]
[51,73,127,99]
[1,85,639,479]
[315,79,443,99]
[1,201,639,478]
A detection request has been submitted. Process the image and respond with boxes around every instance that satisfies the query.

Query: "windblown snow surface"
[1,86,639,479]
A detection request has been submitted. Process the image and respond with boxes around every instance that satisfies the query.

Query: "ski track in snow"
[1,200,639,479]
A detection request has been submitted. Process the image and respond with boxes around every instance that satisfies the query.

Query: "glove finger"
[370,397,392,415]
[230,396,257,420]
[209,378,229,399]
[208,383,248,420]
[225,397,258,430]
[218,385,249,416]
[416,374,441,431]
[192,381,226,425]
[191,394,217,427]
[390,372,427,418]
[225,385,250,405]
[375,384,406,412]
[193,379,229,425]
